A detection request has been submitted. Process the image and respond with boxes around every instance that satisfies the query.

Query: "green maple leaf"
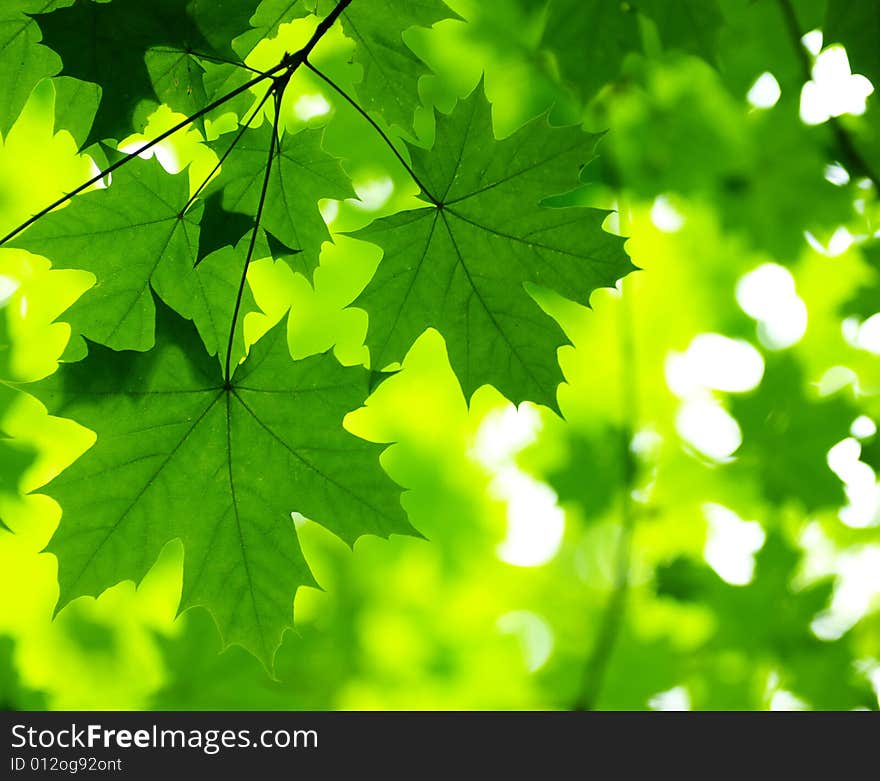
[9,157,202,353]
[51,76,101,148]
[308,0,457,131]
[33,0,253,145]
[729,356,854,513]
[30,302,409,666]
[0,1,73,139]
[205,123,354,277]
[190,229,269,370]
[6,151,294,365]
[825,0,880,89]
[0,436,36,533]
[235,0,310,55]
[538,0,640,101]
[353,81,631,408]
[635,0,723,64]
[527,0,722,101]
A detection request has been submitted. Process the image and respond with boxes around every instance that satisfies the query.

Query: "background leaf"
[30,302,408,666]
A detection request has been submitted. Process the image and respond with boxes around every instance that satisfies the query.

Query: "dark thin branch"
[223,88,285,385]
[0,0,355,248]
[777,0,880,191]
[220,0,355,382]
[304,60,440,205]
[151,47,267,76]
[296,0,354,67]
[573,290,639,712]
[272,95,283,158]
[185,83,276,229]
[0,64,286,247]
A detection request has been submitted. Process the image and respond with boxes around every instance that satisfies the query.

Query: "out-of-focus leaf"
[657,534,876,709]
[307,0,458,131]
[0,636,46,709]
[729,356,854,513]
[0,1,73,139]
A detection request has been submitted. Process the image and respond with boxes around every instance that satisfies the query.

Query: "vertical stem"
[185,82,276,222]
[573,284,639,711]
[303,60,439,204]
[223,86,285,385]
[776,0,880,190]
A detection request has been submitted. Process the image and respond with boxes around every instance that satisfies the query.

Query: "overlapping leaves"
[203,121,354,275]
[9,159,202,352]
[32,0,263,144]
[305,0,457,131]
[0,1,75,140]
[3,0,631,665]
[521,0,723,102]
[0,0,877,710]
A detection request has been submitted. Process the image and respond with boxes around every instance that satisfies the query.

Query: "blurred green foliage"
[1,0,880,710]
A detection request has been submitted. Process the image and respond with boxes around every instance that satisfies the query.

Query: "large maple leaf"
[0,1,75,139]
[8,158,202,353]
[30,301,410,666]
[353,81,632,408]
[32,0,263,145]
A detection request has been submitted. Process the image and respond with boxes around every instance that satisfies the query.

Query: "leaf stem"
[0,69,282,247]
[184,82,276,227]
[151,47,267,76]
[220,0,355,382]
[776,0,880,191]
[0,0,355,248]
[304,60,440,205]
[572,287,639,711]
[223,88,284,385]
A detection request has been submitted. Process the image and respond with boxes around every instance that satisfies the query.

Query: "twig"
[150,47,267,76]
[0,0,355,247]
[304,60,440,205]
[572,288,639,711]
[185,82,276,230]
[777,0,880,191]
[223,87,285,385]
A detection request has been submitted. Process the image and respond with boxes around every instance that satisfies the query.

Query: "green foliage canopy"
[0,0,878,710]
